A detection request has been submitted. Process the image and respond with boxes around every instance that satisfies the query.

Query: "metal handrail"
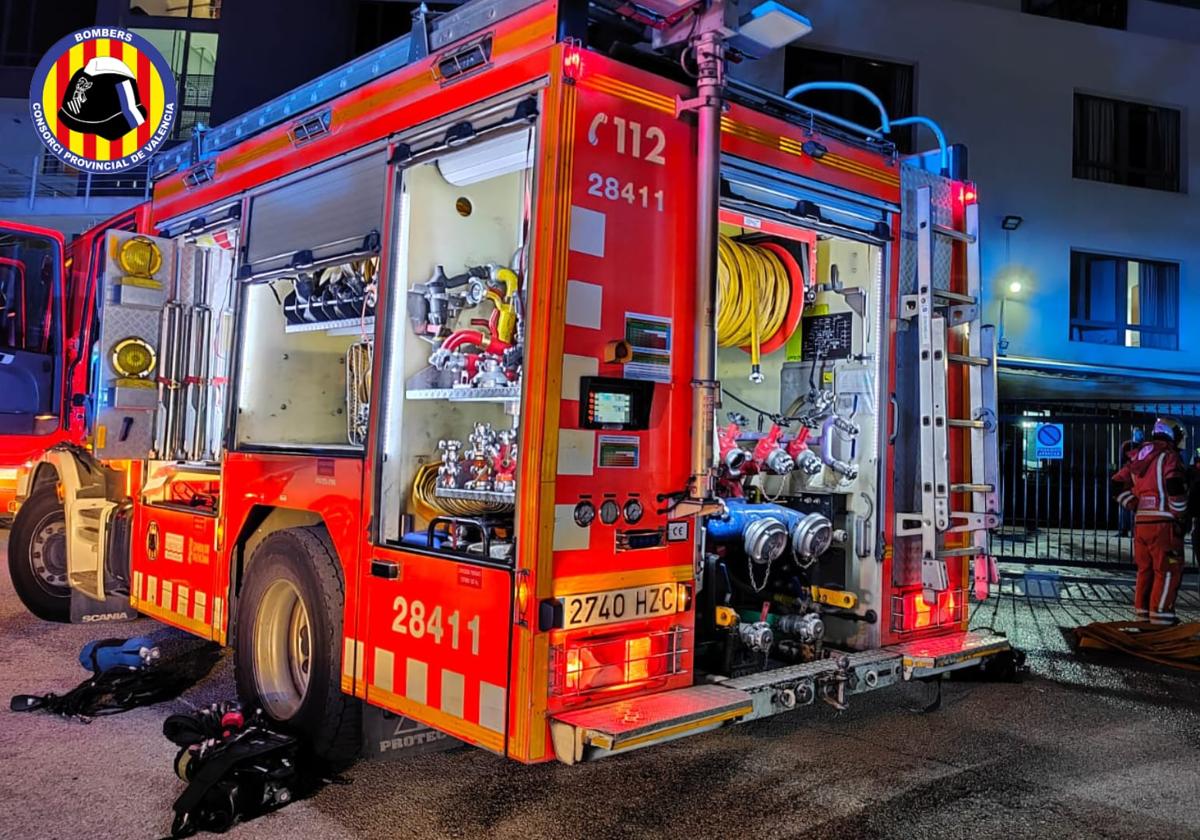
[0,150,151,210]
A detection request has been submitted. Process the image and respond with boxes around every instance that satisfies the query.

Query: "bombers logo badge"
[29,27,177,173]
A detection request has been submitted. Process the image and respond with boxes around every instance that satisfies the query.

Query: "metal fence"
[996,402,1200,572]
[0,149,151,208]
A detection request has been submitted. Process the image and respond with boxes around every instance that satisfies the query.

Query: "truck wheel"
[234,526,361,765]
[7,485,70,622]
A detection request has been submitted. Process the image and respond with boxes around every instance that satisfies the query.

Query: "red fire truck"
[1,207,147,618]
[9,0,1007,763]
[0,220,69,522]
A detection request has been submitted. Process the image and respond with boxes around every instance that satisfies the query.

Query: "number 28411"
[586,173,664,212]
[391,595,480,655]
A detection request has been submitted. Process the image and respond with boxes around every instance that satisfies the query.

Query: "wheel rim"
[253,578,312,720]
[29,512,69,598]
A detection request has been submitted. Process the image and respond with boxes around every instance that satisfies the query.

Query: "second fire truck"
[1,208,146,616]
[10,0,1008,763]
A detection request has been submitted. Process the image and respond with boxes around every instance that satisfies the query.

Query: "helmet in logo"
[57,56,147,141]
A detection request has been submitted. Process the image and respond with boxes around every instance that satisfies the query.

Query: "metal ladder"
[897,186,1000,601]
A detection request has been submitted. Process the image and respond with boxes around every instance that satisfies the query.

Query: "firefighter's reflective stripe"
[369,645,506,751]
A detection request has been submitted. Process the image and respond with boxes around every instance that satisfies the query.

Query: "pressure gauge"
[573,500,595,527]
[599,499,620,525]
[623,498,644,524]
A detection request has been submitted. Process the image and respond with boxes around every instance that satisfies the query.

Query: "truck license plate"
[560,582,681,630]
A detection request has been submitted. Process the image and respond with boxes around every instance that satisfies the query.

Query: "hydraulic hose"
[716,234,790,382]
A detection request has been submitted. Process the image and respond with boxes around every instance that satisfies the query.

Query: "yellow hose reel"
[717,234,797,382]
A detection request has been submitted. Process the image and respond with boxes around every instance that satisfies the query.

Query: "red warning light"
[563,39,584,82]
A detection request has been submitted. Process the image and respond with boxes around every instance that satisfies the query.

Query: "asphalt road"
[2,530,1198,840]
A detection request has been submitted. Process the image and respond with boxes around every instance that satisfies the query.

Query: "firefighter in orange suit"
[1112,418,1188,624]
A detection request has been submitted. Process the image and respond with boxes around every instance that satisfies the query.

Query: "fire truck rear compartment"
[700,214,886,674]
[542,195,1006,760]
[376,127,533,559]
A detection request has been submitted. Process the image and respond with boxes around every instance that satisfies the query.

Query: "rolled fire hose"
[717,234,791,382]
[413,462,513,518]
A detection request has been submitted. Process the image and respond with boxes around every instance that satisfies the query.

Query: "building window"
[0,0,94,69]
[129,0,220,19]
[783,47,915,153]
[1074,93,1181,192]
[1069,251,1179,350]
[130,29,218,140]
[1023,0,1127,29]
[355,1,460,55]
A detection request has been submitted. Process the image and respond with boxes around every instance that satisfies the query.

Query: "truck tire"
[7,485,71,622]
[233,525,361,765]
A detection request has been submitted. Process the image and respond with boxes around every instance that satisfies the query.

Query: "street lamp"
[998,278,1023,356]
[998,214,1024,356]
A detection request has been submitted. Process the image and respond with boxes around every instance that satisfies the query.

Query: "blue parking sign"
[1034,423,1064,459]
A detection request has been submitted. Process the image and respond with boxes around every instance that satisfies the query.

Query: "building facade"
[0,0,402,234]
[730,0,1200,570]
[735,0,1200,405]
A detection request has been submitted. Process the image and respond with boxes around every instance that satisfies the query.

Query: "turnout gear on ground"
[165,702,326,837]
[10,639,220,719]
[1113,438,1189,624]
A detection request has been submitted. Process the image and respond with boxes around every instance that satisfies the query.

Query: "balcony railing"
[0,150,151,211]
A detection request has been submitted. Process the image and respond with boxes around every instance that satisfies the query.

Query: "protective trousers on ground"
[1133,521,1185,624]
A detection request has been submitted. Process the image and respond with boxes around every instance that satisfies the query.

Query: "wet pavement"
[1,529,1197,840]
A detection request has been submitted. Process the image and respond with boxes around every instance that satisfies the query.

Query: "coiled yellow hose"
[717,234,791,380]
[412,462,514,519]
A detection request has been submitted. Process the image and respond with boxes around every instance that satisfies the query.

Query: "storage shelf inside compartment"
[405,386,519,403]
[284,316,374,335]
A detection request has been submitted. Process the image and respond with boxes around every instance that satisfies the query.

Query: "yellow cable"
[717,234,790,380]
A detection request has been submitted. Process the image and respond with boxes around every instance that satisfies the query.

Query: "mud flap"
[70,587,137,624]
[361,705,463,762]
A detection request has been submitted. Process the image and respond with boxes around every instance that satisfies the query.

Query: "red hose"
[442,316,511,355]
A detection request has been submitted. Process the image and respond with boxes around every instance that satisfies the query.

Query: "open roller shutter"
[720,155,895,244]
[245,151,387,277]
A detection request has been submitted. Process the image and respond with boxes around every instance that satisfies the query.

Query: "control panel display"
[593,391,632,426]
[580,376,654,430]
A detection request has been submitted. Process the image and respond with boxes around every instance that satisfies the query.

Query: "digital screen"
[579,376,654,431]
[592,391,632,425]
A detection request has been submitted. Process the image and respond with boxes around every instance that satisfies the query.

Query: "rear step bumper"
[549,631,1009,763]
[890,629,1012,679]
[550,684,753,764]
